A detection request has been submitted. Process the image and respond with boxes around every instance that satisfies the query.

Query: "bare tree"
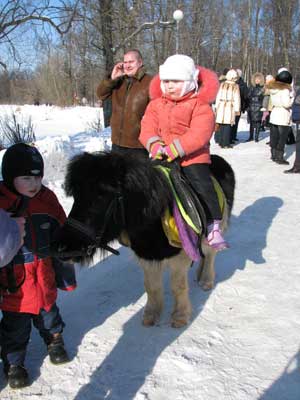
[0,0,79,70]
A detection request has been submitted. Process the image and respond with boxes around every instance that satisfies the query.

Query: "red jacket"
[139,66,219,166]
[0,183,76,314]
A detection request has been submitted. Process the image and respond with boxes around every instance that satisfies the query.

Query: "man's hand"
[111,62,125,80]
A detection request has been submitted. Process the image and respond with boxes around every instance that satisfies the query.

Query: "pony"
[52,152,235,328]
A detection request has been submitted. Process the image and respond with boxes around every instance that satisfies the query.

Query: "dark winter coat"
[292,89,300,123]
[0,183,76,314]
[96,67,152,149]
[236,77,249,112]
[0,209,21,267]
[248,85,264,122]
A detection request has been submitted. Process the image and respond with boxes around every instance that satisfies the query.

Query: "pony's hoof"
[142,309,160,326]
[171,316,189,328]
[199,281,214,291]
[171,309,190,328]
[142,317,156,327]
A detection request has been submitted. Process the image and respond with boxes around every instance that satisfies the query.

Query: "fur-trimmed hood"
[149,66,219,104]
[266,80,292,92]
[251,72,265,86]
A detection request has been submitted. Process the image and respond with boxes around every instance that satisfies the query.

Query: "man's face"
[123,52,143,77]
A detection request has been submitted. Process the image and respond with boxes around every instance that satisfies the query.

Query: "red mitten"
[164,143,179,162]
[150,141,165,159]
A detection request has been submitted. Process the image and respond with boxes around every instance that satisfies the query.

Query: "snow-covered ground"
[0,105,300,400]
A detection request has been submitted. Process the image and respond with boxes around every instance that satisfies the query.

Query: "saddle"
[157,164,226,261]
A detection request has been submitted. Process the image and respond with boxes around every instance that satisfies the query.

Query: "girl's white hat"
[159,55,199,82]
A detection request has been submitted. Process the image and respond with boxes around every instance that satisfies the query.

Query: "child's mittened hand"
[150,141,165,159]
[164,143,179,162]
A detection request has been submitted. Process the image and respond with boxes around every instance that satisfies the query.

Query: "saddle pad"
[157,165,202,235]
[161,202,201,261]
[211,175,225,214]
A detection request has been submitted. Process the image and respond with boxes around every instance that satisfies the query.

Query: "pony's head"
[52,151,172,263]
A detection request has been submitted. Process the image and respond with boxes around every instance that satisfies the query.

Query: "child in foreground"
[0,143,76,389]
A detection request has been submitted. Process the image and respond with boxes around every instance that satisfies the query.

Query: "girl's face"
[162,80,185,99]
[255,77,261,85]
[13,176,42,198]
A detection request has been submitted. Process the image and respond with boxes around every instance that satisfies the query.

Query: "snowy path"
[1,117,300,399]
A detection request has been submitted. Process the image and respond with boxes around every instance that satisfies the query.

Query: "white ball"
[173,9,184,21]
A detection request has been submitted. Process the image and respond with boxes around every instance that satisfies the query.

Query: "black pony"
[53,152,235,327]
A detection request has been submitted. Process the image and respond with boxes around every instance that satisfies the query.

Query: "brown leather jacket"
[97,67,152,148]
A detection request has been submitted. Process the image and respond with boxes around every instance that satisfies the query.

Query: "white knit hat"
[226,69,238,82]
[159,55,199,82]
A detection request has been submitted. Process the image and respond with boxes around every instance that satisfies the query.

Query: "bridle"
[54,191,126,259]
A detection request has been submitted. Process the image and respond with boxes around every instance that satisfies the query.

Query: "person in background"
[261,74,274,132]
[0,143,77,389]
[140,54,229,251]
[284,87,300,173]
[215,69,241,148]
[97,49,152,157]
[231,68,248,143]
[0,209,25,267]
[267,70,294,164]
[218,68,229,83]
[246,72,265,142]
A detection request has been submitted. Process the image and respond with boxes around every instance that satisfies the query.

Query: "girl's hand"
[164,143,179,162]
[150,141,165,160]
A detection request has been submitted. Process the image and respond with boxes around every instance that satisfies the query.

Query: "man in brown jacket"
[97,49,152,156]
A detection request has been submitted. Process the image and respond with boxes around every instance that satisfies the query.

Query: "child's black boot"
[48,333,70,365]
[6,365,29,389]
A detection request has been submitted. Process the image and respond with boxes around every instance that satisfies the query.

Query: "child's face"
[13,176,42,198]
[162,80,185,100]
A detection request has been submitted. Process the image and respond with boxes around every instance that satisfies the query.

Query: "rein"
[54,191,126,259]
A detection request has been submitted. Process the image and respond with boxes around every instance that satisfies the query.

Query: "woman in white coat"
[267,70,294,164]
[215,69,241,148]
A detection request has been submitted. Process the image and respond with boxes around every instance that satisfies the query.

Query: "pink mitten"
[150,141,165,159]
[164,143,179,162]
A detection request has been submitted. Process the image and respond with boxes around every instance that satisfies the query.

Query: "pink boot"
[205,220,229,251]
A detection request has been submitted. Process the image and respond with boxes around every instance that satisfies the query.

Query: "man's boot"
[246,126,254,142]
[284,163,300,173]
[275,150,289,165]
[254,127,260,142]
[270,148,277,161]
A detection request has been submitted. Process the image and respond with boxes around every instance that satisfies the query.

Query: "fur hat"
[226,69,238,82]
[275,70,293,84]
[2,143,44,192]
[159,55,199,83]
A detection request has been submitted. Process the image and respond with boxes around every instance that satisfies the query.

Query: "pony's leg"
[169,252,192,328]
[139,261,164,326]
[197,245,216,291]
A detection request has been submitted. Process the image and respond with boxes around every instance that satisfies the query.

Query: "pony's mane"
[65,151,173,222]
